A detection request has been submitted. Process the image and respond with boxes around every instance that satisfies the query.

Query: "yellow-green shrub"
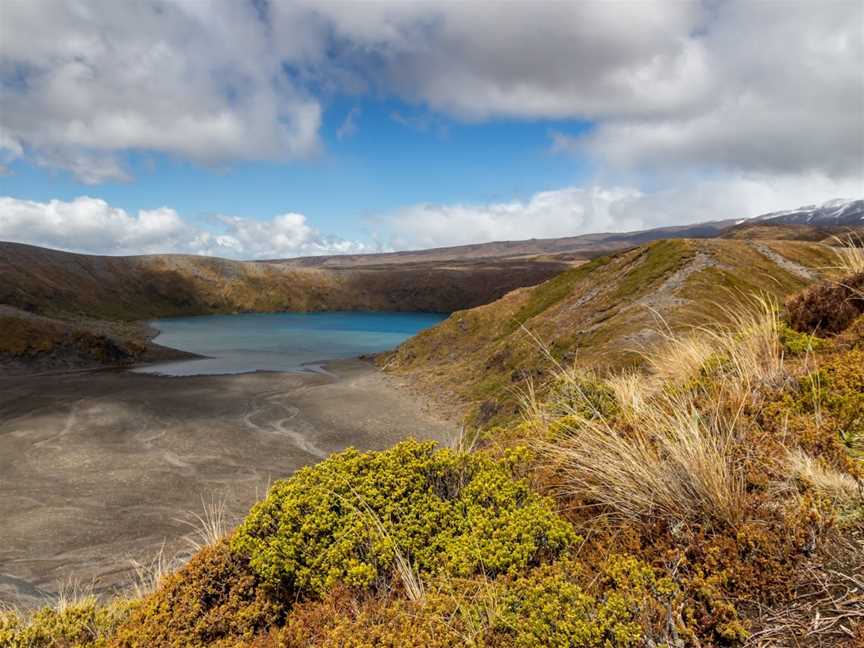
[779,324,827,356]
[544,371,620,421]
[0,597,132,648]
[232,440,576,596]
[257,555,671,648]
[490,556,664,648]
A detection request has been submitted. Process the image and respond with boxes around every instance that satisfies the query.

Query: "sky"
[0,0,862,259]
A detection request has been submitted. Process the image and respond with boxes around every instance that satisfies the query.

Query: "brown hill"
[266,219,736,267]
[0,242,571,372]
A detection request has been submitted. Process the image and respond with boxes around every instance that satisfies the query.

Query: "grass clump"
[232,440,575,598]
[528,287,864,644]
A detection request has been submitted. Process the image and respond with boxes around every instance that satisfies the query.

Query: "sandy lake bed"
[0,359,454,606]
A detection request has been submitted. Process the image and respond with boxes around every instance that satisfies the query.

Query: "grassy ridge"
[381,238,842,424]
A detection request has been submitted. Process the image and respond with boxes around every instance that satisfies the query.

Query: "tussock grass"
[129,542,183,599]
[784,449,861,504]
[541,391,746,526]
[177,494,234,553]
[535,296,789,528]
[832,233,864,276]
[447,425,479,455]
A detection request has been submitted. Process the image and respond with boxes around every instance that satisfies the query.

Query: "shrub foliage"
[232,440,576,596]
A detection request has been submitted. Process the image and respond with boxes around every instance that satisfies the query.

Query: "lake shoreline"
[0,358,457,608]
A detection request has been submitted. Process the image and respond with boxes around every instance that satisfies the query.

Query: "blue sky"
[0,98,593,242]
[0,1,861,258]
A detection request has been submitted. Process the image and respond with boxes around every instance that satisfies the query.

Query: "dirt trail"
[751,242,818,281]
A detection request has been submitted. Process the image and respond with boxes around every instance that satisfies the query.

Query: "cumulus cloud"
[0,0,321,183]
[285,0,861,178]
[0,196,368,259]
[568,1,864,178]
[2,1,860,183]
[375,173,864,250]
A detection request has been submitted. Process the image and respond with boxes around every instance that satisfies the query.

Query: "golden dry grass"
[833,233,864,276]
[536,296,791,528]
[784,449,861,504]
[540,391,747,526]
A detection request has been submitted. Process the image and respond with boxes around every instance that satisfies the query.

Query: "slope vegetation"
[4,259,862,647]
[381,238,843,423]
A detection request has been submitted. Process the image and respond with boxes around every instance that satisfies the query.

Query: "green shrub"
[806,348,864,459]
[112,540,284,647]
[0,597,132,648]
[780,324,826,356]
[232,440,576,596]
[261,555,672,648]
[489,555,671,648]
[544,371,620,421]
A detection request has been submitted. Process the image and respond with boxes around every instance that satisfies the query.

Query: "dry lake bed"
[0,359,454,606]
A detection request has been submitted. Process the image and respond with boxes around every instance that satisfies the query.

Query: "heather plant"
[232,440,576,596]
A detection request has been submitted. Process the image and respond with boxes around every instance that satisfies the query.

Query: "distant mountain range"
[274,198,862,268]
[750,198,864,226]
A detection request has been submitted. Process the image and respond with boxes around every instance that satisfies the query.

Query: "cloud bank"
[4,171,860,259]
[1,1,861,183]
[377,173,864,250]
[0,2,861,252]
[0,197,368,259]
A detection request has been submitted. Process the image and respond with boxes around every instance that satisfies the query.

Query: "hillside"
[2,216,859,373]
[751,197,864,226]
[267,220,736,267]
[4,251,862,647]
[381,238,845,424]
[0,242,570,371]
[0,242,572,319]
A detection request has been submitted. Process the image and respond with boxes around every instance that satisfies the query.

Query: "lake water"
[132,311,447,376]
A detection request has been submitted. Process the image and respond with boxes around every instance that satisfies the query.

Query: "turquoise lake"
[133,311,448,376]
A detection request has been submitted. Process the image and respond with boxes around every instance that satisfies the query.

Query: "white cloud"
[2,1,860,184]
[567,2,864,179]
[280,1,861,178]
[0,0,321,183]
[377,187,642,250]
[283,1,709,120]
[0,196,367,259]
[375,173,864,250]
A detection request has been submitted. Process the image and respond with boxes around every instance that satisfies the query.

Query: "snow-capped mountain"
[751,198,864,226]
